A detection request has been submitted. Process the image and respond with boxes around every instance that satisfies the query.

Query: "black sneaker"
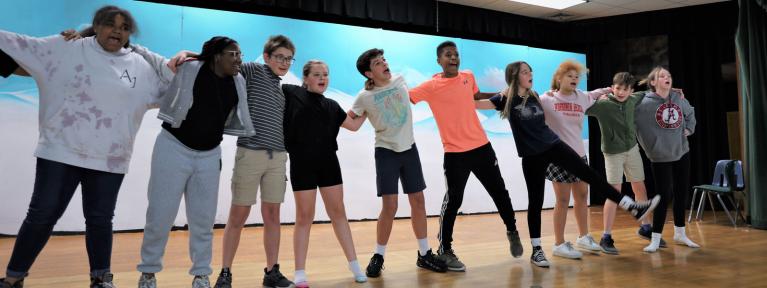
[637,227,667,248]
[416,249,447,273]
[599,235,619,255]
[365,253,385,277]
[507,230,524,258]
[628,195,660,221]
[90,273,116,288]
[263,264,295,288]
[0,278,23,288]
[530,246,550,268]
[214,268,232,288]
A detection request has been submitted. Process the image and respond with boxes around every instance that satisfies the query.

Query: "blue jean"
[6,158,124,278]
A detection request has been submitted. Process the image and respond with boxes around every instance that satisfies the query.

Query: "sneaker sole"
[263,285,296,288]
[447,266,466,272]
[577,244,602,252]
[600,248,619,255]
[553,252,582,259]
[531,260,550,268]
[417,263,447,273]
[636,196,661,222]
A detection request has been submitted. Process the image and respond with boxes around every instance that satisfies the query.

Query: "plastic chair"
[689,160,729,222]
[689,160,747,227]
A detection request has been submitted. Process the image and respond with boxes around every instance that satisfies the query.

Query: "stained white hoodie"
[0,30,168,173]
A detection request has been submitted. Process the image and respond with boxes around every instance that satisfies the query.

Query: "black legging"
[522,141,624,238]
[650,153,690,233]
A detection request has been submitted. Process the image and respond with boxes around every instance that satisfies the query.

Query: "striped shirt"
[236,62,286,151]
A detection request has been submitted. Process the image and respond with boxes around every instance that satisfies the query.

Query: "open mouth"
[384,68,391,74]
[318,82,326,87]
[570,82,577,86]
[107,36,121,45]
[529,79,533,84]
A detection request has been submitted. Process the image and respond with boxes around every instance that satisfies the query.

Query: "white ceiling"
[439,0,731,21]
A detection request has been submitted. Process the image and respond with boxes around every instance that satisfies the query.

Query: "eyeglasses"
[222,50,243,59]
[270,54,295,65]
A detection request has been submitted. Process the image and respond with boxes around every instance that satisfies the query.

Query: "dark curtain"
[737,0,767,229]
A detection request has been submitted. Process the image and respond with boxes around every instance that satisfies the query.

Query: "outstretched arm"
[474,91,497,100]
[475,99,497,110]
[341,111,367,131]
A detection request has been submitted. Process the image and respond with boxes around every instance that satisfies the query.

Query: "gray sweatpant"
[137,129,221,276]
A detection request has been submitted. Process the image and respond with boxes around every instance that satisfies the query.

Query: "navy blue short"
[374,143,427,196]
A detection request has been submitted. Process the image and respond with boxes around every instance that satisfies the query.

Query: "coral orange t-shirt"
[409,71,489,153]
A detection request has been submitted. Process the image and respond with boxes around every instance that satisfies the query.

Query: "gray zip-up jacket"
[634,90,695,162]
[131,45,256,137]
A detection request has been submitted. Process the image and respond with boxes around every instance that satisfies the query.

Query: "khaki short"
[603,144,645,185]
[231,147,288,205]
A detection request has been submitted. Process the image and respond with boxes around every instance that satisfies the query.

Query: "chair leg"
[734,192,747,223]
[688,189,700,222]
[707,192,718,223]
[716,194,736,227]
[696,191,707,220]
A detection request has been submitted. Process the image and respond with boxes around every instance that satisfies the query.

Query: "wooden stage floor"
[1,207,764,287]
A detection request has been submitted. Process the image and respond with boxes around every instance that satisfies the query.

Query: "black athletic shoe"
[263,264,295,288]
[365,253,385,277]
[90,273,115,288]
[599,235,619,255]
[507,230,524,258]
[637,226,667,248]
[628,195,660,221]
[213,268,232,288]
[0,278,23,288]
[416,249,447,273]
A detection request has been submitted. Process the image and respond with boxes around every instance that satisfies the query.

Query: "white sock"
[674,226,701,248]
[294,270,307,284]
[618,196,634,210]
[531,238,542,247]
[348,260,365,278]
[375,244,387,256]
[603,229,612,235]
[643,232,662,252]
[417,238,430,256]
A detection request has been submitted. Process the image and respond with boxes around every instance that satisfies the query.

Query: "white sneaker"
[576,235,602,252]
[553,241,582,259]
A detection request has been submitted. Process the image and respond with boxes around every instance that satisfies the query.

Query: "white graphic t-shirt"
[351,75,414,152]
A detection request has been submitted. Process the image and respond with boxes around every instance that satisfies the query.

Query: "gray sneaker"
[192,275,211,288]
[138,273,156,288]
[507,230,524,258]
[437,249,466,272]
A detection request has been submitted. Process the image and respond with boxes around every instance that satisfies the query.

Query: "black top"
[163,62,238,151]
[0,49,19,78]
[490,94,560,157]
[282,84,347,155]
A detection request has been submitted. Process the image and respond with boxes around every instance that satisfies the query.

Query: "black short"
[289,152,343,191]
[374,143,427,196]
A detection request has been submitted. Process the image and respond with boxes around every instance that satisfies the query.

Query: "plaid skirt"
[545,155,589,183]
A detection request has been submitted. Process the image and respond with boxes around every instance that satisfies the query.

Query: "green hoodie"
[585,92,645,154]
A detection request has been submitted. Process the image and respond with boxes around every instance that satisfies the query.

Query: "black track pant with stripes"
[438,142,517,253]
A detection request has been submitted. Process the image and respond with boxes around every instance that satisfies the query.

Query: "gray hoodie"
[634,90,696,162]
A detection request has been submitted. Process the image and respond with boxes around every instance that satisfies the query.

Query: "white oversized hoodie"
[0,31,167,173]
